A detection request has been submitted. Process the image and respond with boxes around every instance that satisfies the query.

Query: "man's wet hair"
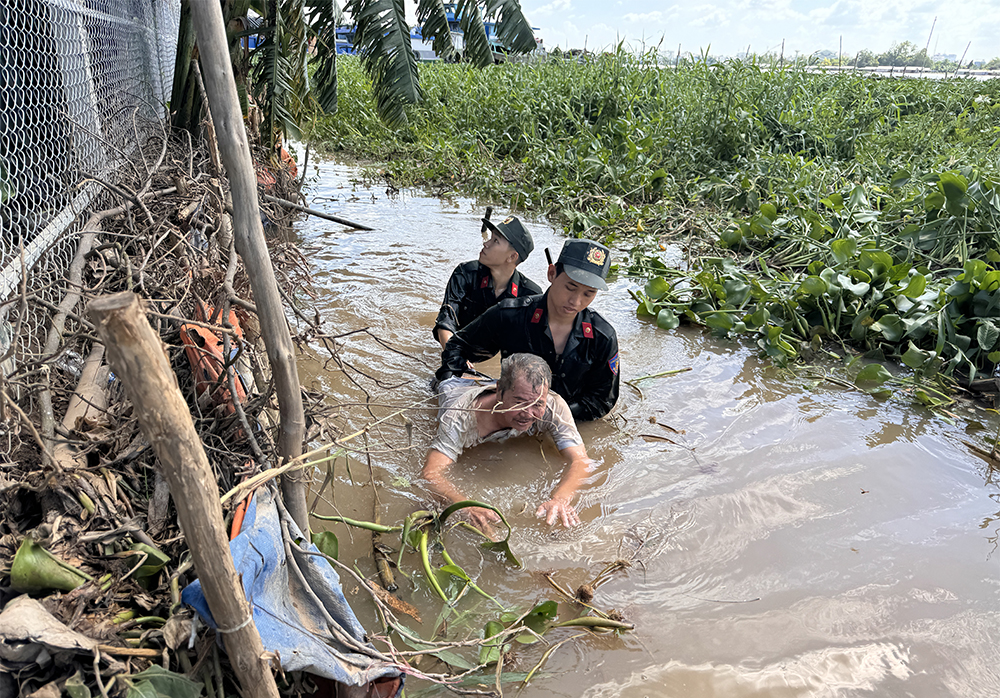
[497,353,551,394]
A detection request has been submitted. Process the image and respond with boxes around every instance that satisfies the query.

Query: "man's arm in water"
[422,448,500,533]
[536,443,592,528]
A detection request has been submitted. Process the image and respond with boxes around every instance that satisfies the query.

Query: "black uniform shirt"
[433,261,542,341]
[437,292,620,421]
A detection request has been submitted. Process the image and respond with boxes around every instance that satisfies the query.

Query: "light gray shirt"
[430,378,584,462]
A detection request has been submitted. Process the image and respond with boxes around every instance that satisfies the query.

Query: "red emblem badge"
[480,276,489,289]
[511,282,518,297]
[531,309,543,324]
[582,322,594,338]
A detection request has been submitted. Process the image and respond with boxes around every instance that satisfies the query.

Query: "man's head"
[545,240,611,321]
[481,215,534,267]
[495,353,551,431]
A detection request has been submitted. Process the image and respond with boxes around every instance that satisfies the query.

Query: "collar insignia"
[582,322,594,338]
[480,276,489,289]
[531,308,543,324]
[511,282,518,297]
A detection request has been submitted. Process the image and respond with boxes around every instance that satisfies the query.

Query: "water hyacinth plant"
[312,50,1000,398]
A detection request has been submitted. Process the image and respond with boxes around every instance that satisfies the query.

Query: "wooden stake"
[88,292,279,698]
[187,0,308,533]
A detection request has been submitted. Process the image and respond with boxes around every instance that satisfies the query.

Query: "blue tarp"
[182,487,403,694]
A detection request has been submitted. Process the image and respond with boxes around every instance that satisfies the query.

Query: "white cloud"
[624,11,663,23]
[690,4,729,27]
[532,0,573,17]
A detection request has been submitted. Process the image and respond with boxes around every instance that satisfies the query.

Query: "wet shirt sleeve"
[437,304,506,381]
[428,385,477,461]
[567,332,620,422]
[542,394,584,451]
[434,265,469,340]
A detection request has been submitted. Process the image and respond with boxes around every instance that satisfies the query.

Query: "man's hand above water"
[536,498,580,528]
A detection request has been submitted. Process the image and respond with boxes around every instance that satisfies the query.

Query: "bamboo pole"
[187,0,308,533]
[87,292,279,698]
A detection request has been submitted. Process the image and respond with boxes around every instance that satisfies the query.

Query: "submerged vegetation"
[313,51,1000,398]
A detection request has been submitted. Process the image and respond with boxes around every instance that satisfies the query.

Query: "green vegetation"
[312,51,1000,395]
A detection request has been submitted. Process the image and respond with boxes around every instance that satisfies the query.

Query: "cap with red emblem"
[556,239,611,291]
[482,215,534,263]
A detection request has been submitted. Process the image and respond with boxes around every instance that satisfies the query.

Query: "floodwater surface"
[292,158,1000,698]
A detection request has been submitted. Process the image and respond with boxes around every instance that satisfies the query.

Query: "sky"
[481,0,1000,61]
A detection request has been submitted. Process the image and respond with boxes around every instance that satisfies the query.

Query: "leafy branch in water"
[313,500,633,686]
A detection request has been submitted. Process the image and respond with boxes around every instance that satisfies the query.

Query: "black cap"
[483,215,534,264]
[556,239,611,291]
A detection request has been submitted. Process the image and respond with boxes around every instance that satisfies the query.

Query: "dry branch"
[189,0,307,533]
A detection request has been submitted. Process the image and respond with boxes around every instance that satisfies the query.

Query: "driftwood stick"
[260,194,374,230]
[52,343,109,470]
[87,292,279,698]
[189,0,308,534]
[39,219,101,449]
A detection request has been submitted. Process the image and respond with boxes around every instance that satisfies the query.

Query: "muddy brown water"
[292,158,1000,697]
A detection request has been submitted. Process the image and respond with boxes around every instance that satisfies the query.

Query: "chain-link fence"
[0,0,180,381]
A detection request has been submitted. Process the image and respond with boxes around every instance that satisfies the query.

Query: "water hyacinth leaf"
[637,297,655,317]
[798,276,828,297]
[125,666,203,698]
[10,539,91,593]
[830,238,857,265]
[890,169,911,188]
[899,274,927,299]
[656,308,680,330]
[517,599,559,643]
[747,306,770,328]
[820,193,844,211]
[127,543,170,581]
[759,202,778,221]
[902,342,934,369]
[722,279,750,307]
[848,185,869,210]
[989,351,1000,364]
[479,620,506,666]
[939,171,968,204]
[838,274,870,297]
[312,531,339,561]
[977,320,1000,352]
[64,671,91,698]
[704,311,734,331]
[720,227,743,247]
[855,363,892,387]
[644,276,670,300]
[439,563,470,582]
[872,314,905,342]
[924,191,945,210]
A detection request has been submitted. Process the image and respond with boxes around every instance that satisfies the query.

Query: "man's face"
[479,231,515,267]
[546,268,598,321]
[498,376,548,431]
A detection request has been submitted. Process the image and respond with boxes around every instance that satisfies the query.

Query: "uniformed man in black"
[437,239,619,421]
[433,215,543,350]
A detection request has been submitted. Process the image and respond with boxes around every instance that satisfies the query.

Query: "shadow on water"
[292,155,1000,698]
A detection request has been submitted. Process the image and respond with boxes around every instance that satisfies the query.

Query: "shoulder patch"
[608,352,619,375]
[511,282,518,297]
[531,308,544,324]
[480,276,489,289]
[582,322,594,339]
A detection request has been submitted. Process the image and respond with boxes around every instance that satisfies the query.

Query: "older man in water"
[422,353,593,533]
